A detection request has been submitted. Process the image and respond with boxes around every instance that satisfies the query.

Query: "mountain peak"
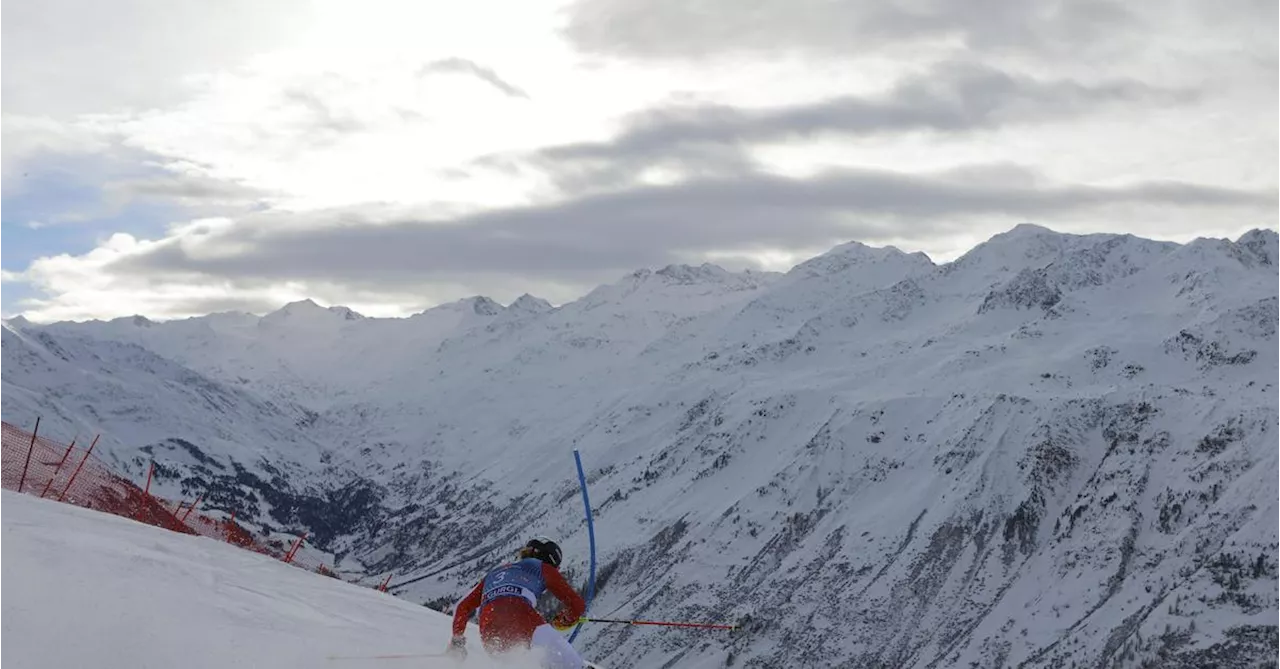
[107,314,154,327]
[791,239,933,278]
[654,263,730,284]
[457,296,503,316]
[982,223,1064,248]
[949,224,1078,274]
[472,296,503,316]
[508,294,553,314]
[264,299,365,321]
[273,299,322,314]
[617,263,739,287]
[1007,222,1055,236]
[1236,228,1278,267]
[412,296,504,319]
[326,305,365,321]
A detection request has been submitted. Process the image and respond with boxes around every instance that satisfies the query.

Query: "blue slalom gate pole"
[569,449,597,645]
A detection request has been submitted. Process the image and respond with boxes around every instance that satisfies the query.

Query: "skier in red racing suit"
[448,536,587,668]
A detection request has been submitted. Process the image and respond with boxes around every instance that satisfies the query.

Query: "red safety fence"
[1,419,393,591]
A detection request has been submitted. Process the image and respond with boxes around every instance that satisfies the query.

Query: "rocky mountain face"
[4,224,1276,668]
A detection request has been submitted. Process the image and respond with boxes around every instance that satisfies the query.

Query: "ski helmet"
[523,536,563,567]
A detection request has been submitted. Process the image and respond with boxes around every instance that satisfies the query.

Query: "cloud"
[1,116,116,181]
[3,0,1273,326]
[108,164,1280,281]
[104,171,272,210]
[489,62,1194,193]
[563,0,1138,61]
[1,0,314,118]
[418,58,529,99]
[4,231,299,321]
[11,162,1273,321]
[279,88,367,137]
[14,50,555,213]
[6,228,579,322]
[1,131,272,277]
[3,136,271,230]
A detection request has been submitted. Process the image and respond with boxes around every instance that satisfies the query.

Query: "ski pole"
[569,449,596,645]
[581,616,738,631]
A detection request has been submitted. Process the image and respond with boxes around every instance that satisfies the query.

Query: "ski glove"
[551,613,582,631]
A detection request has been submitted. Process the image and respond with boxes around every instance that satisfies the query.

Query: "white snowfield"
[0,491,598,669]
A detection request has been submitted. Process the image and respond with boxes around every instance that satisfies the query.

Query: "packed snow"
[0,490,605,669]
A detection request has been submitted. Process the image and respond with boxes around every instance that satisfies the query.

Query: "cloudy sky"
[2,0,1276,321]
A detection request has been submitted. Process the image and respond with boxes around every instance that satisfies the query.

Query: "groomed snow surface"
[0,491,598,669]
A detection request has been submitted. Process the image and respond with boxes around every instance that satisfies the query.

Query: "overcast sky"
[2,0,1276,321]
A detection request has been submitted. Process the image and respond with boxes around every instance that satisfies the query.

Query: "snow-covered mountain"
[4,225,1277,668]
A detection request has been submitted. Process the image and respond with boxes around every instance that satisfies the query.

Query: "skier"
[447,536,588,668]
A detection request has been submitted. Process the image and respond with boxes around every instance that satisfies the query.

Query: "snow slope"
[0,490,599,669]
[4,225,1277,668]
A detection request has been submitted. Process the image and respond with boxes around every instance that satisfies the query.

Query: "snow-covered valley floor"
[0,491,593,669]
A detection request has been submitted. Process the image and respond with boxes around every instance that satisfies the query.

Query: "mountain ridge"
[3,224,1276,668]
[16,227,1273,328]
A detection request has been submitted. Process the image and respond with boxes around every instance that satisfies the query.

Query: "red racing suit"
[452,557,586,654]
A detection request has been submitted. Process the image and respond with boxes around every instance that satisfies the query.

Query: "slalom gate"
[1,419,392,591]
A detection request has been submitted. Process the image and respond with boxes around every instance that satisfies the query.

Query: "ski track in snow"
[0,490,600,669]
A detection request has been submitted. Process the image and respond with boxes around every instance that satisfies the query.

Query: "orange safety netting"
[1,420,390,589]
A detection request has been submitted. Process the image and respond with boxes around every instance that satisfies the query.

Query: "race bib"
[482,584,535,606]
